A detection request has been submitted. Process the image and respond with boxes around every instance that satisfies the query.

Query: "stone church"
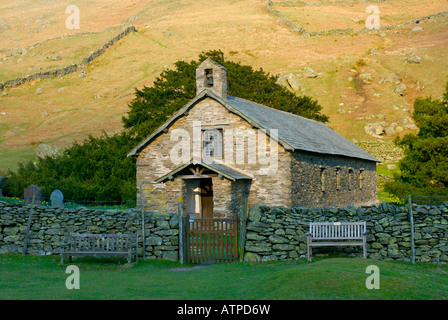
[127,59,379,217]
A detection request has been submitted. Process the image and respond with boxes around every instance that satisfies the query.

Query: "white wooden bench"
[307,222,367,262]
[61,233,138,264]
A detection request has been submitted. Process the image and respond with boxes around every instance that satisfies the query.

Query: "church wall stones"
[290,151,377,208]
[136,98,293,215]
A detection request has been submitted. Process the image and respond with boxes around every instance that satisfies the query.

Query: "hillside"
[1,0,447,173]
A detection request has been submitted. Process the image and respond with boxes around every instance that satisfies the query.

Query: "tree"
[5,132,138,202]
[384,81,448,198]
[123,50,328,140]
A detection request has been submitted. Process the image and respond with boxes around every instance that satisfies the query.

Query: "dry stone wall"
[244,203,448,264]
[2,201,448,264]
[354,140,404,163]
[0,26,137,92]
[0,202,179,261]
[266,0,448,37]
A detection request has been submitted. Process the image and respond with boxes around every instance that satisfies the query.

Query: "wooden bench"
[61,233,138,264]
[307,222,367,262]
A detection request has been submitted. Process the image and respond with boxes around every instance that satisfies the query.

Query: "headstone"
[24,185,42,205]
[50,189,64,208]
[0,176,6,197]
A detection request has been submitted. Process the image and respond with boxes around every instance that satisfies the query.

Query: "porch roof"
[154,160,253,183]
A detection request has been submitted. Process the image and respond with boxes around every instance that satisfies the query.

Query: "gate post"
[178,202,187,264]
[408,195,415,264]
[140,184,146,260]
[238,198,248,262]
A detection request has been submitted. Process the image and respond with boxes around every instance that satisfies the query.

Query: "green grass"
[1,254,448,300]
[0,28,121,82]
[377,163,400,178]
[0,145,37,172]
[0,197,24,204]
[377,190,407,205]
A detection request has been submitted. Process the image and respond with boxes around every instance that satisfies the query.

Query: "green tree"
[384,81,448,198]
[123,50,328,140]
[5,132,138,202]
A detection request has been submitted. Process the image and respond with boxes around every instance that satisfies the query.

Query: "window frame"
[202,128,223,159]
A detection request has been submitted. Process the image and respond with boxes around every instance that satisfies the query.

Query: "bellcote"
[196,58,227,99]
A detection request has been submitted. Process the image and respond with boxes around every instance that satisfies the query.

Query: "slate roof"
[127,89,379,162]
[225,95,379,162]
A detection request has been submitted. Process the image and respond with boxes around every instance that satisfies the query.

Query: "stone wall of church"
[136,96,378,215]
[290,151,377,208]
[136,97,294,215]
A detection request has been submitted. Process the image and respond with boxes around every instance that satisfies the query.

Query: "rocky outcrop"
[407,56,422,64]
[276,73,301,90]
[364,123,386,138]
[36,144,63,159]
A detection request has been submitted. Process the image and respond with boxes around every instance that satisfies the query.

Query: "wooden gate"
[186,214,238,263]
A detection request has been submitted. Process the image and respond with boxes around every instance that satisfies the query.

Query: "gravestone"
[0,176,6,197]
[24,185,42,205]
[50,189,64,208]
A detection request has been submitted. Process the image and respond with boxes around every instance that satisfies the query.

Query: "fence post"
[239,198,248,262]
[408,195,415,264]
[140,184,146,261]
[178,202,184,264]
[22,194,36,255]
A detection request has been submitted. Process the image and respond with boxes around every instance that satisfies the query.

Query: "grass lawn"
[0,145,38,173]
[1,253,448,300]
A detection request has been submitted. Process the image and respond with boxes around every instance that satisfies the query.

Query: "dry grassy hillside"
[0,0,447,172]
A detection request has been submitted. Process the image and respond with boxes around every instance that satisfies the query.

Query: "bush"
[384,81,448,199]
[5,132,137,201]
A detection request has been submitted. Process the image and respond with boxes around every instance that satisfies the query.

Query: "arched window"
[320,167,326,192]
[336,167,341,190]
[348,168,354,190]
[359,168,365,190]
